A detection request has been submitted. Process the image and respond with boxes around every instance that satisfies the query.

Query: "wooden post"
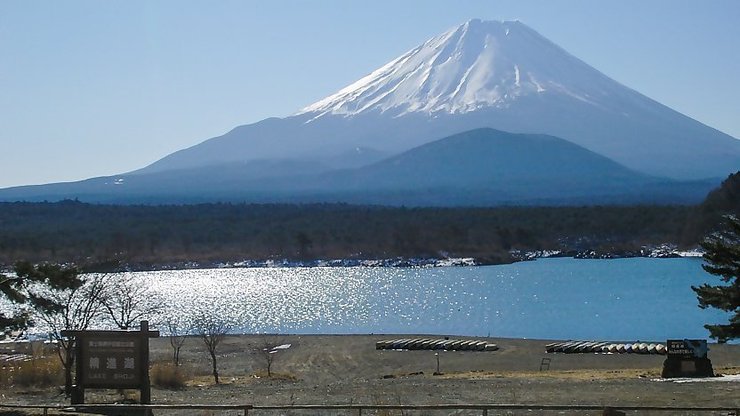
[140,320,151,405]
[71,337,84,404]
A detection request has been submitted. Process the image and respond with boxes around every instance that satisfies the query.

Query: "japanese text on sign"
[81,337,141,386]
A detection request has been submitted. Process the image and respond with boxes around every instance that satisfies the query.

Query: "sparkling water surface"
[130,257,725,341]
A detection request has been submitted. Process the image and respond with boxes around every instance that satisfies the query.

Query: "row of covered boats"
[375,338,666,354]
[546,340,667,354]
[376,338,499,351]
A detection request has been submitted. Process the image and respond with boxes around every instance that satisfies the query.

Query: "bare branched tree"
[100,275,164,330]
[35,274,109,395]
[257,335,287,377]
[165,319,188,366]
[192,312,231,384]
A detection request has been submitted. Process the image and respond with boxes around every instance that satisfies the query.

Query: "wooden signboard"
[62,321,159,405]
[80,335,142,387]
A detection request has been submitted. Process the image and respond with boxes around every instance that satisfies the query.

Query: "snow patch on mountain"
[298,19,612,118]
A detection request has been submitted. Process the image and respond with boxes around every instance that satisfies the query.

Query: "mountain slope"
[299,19,630,117]
[2,19,738,205]
[136,19,740,181]
[332,128,652,189]
[256,128,712,205]
[0,128,716,206]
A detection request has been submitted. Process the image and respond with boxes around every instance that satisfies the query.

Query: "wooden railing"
[1,403,738,415]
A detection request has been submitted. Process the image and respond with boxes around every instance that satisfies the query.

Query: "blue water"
[134,257,728,341]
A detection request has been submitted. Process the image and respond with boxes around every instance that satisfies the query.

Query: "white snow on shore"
[653,374,740,383]
[676,249,704,258]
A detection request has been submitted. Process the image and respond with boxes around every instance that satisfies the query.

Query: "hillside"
[142,19,740,181]
[0,129,718,206]
[682,171,740,243]
[1,20,738,205]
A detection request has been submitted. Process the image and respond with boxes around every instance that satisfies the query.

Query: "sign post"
[62,320,160,405]
[661,339,714,378]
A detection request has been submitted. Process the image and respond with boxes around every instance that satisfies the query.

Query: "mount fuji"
[1,19,738,204]
[301,18,638,117]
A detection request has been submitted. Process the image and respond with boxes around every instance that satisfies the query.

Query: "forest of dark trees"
[1,172,737,270]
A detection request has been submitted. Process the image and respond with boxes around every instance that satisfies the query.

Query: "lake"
[128,257,727,341]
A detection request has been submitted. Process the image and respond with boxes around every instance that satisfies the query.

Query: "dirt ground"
[2,334,739,414]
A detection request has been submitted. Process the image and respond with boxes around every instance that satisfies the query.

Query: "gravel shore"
[2,334,739,414]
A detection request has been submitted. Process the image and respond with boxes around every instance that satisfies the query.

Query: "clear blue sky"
[1,0,739,188]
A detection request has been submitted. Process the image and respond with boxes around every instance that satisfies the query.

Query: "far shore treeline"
[1,172,737,270]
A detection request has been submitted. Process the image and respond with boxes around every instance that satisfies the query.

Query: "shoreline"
[53,247,702,274]
[3,334,739,409]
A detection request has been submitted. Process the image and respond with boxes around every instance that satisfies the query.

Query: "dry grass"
[150,362,189,389]
[178,371,298,388]
[715,365,740,375]
[0,353,63,388]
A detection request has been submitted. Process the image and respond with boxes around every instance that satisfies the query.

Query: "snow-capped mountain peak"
[126,19,739,184]
[298,19,609,118]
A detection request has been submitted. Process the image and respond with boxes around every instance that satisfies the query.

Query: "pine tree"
[692,215,740,341]
[0,261,83,336]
